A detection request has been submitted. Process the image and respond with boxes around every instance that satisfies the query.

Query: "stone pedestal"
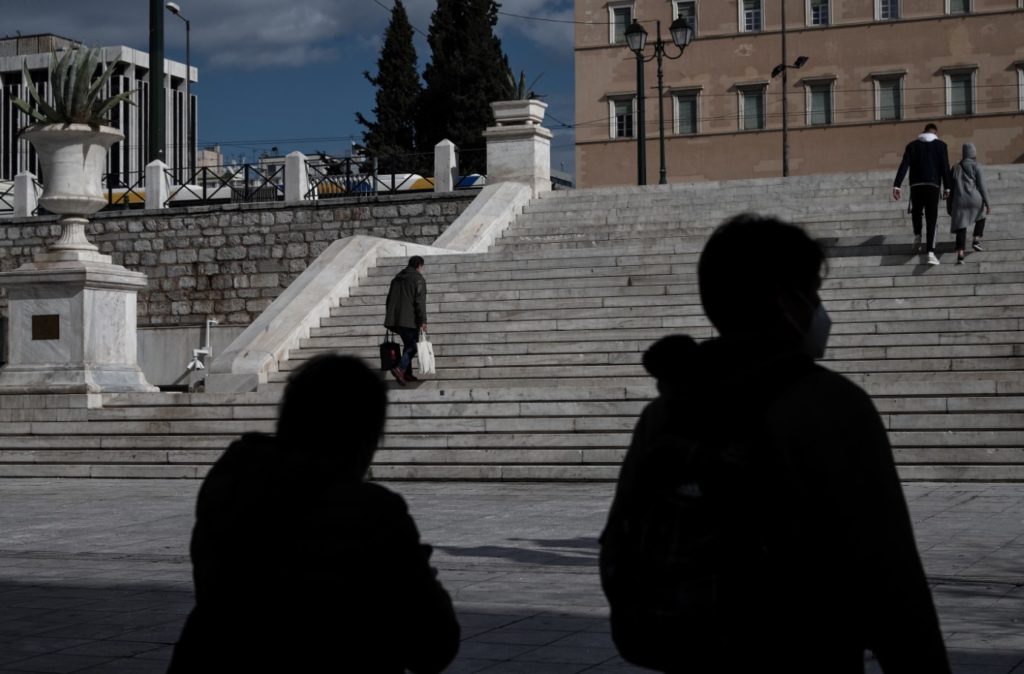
[484,100,552,196]
[1,123,156,394]
[0,247,156,394]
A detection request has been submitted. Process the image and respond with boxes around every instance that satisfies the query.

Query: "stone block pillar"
[484,100,552,196]
[13,172,38,217]
[285,151,309,203]
[145,160,169,210]
[434,139,457,193]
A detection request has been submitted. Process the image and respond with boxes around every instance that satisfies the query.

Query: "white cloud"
[497,0,574,54]
[2,0,573,68]
[4,0,390,69]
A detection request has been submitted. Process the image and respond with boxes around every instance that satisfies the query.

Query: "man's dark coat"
[384,267,427,330]
[894,135,953,190]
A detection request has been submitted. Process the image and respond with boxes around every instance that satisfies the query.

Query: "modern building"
[0,33,197,184]
[575,0,1024,187]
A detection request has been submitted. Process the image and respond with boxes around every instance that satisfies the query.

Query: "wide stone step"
[375,229,1024,268]
[326,303,1024,330]
[296,341,1024,365]
[350,267,1024,297]
[366,248,1024,285]
[338,292,1024,318]
[307,328,1024,352]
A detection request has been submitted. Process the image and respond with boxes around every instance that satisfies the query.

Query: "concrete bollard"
[145,160,170,210]
[434,139,457,193]
[285,151,310,203]
[13,171,38,217]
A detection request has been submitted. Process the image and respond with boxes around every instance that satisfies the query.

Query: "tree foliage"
[356,0,422,162]
[417,0,512,171]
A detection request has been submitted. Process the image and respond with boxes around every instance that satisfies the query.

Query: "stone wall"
[0,191,476,326]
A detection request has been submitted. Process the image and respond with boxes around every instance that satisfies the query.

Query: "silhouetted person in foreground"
[600,214,949,673]
[167,355,459,673]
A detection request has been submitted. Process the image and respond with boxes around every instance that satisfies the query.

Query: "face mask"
[803,302,832,359]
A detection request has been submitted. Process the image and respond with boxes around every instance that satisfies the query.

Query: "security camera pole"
[149,0,166,163]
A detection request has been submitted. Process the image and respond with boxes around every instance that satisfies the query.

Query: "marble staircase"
[2,168,1023,479]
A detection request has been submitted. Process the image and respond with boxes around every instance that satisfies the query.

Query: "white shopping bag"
[417,332,436,375]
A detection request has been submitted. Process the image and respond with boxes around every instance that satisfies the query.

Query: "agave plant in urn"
[12,46,134,260]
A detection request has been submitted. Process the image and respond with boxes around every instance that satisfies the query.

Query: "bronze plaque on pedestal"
[31,315,60,341]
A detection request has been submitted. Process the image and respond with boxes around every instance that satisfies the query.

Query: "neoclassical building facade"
[575,0,1024,186]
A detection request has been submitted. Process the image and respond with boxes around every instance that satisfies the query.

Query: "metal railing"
[105,171,147,209]
[0,181,13,213]
[305,153,437,200]
[164,164,285,207]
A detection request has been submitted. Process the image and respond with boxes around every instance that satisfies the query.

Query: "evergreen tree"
[356,0,422,168]
[417,0,512,173]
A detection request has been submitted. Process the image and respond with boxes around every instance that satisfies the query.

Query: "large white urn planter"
[491,99,547,127]
[0,124,156,393]
[20,123,122,260]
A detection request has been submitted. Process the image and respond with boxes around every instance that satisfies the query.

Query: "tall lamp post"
[770,55,809,178]
[166,2,193,179]
[624,18,693,186]
[148,0,165,163]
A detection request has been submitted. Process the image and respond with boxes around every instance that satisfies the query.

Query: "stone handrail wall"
[0,191,476,326]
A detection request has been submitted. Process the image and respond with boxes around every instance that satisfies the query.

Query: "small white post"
[434,139,457,193]
[145,160,170,210]
[285,151,310,203]
[13,171,38,217]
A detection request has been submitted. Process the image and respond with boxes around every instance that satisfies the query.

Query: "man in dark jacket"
[600,214,949,673]
[384,255,428,385]
[893,123,953,265]
[168,355,460,673]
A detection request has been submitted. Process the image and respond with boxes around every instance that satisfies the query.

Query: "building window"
[742,0,763,32]
[1018,65,1024,112]
[809,0,830,26]
[806,81,834,125]
[674,1,698,36]
[875,75,903,121]
[739,85,766,130]
[609,4,633,44]
[675,90,699,134]
[947,0,970,13]
[878,0,900,20]
[946,70,975,116]
[610,97,636,138]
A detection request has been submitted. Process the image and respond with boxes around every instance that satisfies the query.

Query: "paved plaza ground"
[0,480,1022,673]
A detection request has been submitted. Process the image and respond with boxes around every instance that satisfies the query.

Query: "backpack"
[602,360,813,670]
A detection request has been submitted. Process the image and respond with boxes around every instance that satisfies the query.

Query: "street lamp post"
[624,18,693,186]
[149,0,165,163]
[770,2,809,178]
[166,2,192,179]
[770,54,809,178]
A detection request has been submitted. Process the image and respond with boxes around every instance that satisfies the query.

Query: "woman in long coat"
[949,143,991,264]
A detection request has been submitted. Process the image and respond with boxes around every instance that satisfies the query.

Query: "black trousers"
[955,219,987,250]
[396,327,418,375]
[910,185,940,252]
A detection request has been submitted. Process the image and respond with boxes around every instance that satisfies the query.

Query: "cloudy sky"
[4,0,577,176]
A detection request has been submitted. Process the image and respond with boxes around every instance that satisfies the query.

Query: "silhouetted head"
[277,354,387,479]
[924,123,938,134]
[962,143,977,160]
[408,255,425,271]
[699,214,826,344]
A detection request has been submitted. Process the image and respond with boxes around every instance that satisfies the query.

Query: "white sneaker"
[913,235,922,253]
[926,252,940,265]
